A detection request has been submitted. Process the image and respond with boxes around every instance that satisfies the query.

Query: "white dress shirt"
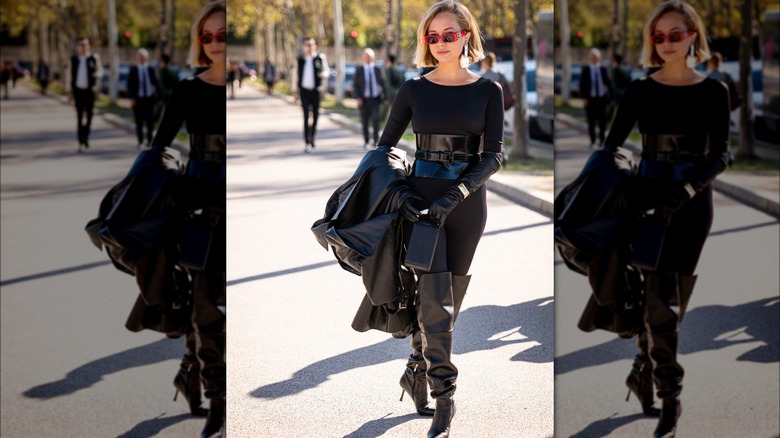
[590,63,606,98]
[75,56,89,90]
[301,56,316,90]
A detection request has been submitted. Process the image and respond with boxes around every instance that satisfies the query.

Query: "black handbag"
[404,217,441,272]
[630,219,666,271]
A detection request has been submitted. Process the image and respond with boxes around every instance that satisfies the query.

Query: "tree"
[512,0,529,160]
[737,0,755,159]
[558,0,572,104]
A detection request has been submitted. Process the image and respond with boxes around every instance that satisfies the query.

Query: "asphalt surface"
[553,124,780,437]
[1,85,205,436]
[226,85,554,437]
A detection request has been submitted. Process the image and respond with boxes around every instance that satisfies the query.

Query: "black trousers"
[585,96,609,145]
[360,96,381,145]
[300,88,320,143]
[73,88,95,143]
[133,97,157,145]
[405,176,488,275]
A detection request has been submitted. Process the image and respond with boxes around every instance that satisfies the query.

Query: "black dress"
[377,76,504,275]
[152,75,226,399]
[603,76,730,274]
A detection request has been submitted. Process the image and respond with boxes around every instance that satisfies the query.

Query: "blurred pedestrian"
[380,1,502,436]
[595,2,728,436]
[611,53,631,103]
[264,58,276,95]
[37,59,51,95]
[381,54,404,121]
[70,37,103,152]
[480,51,514,111]
[151,1,227,436]
[0,60,11,100]
[296,37,329,153]
[157,54,179,106]
[580,48,613,148]
[707,51,741,111]
[354,47,386,149]
[227,58,237,99]
[128,48,160,149]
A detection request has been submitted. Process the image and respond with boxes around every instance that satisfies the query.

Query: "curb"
[556,112,780,218]
[327,111,554,217]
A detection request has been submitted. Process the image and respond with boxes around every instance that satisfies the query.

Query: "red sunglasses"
[198,33,227,45]
[423,31,468,45]
[650,31,693,45]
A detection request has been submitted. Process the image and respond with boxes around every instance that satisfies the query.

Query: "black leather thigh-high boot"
[644,272,696,438]
[191,271,226,438]
[417,272,457,438]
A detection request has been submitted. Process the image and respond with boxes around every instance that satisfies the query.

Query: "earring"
[686,43,697,68]
[460,43,470,68]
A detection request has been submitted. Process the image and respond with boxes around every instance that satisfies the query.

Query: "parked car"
[327,62,356,97]
[101,63,129,96]
[554,62,582,96]
[493,60,549,140]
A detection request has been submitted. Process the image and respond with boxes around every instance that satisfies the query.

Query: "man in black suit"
[354,48,387,150]
[70,37,102,152]
[579,48,613,148]
[128,48,161,148]
[297,37,329,153]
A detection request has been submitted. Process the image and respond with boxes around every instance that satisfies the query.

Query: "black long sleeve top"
[377,76,504,153]
[604,76,730,190]
[152,76,226,147]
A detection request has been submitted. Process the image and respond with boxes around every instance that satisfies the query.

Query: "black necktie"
[368,67,374,98]
[140,67,147,97]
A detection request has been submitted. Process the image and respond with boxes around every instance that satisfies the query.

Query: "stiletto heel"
[173,360,209,417]
[399,363,435,416]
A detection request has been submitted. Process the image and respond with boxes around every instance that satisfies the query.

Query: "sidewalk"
[557,112,780,218]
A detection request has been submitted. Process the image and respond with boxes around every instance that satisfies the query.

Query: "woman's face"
[653,12,696,66]
[201,11,226,64]
[426,12,469,66]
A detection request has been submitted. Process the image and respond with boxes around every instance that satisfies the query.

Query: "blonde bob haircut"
[640,0,710,68]
[413,0,485,68]
[188,0,226,68]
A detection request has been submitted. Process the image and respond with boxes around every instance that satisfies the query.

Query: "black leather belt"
[415,133,482,154]
[641,134,708,163]
[414,150,479,163]
[189,134,226,162]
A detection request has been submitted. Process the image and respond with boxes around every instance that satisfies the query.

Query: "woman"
[602,2,729,436]
[378,1,503,436]
[151,1,227,436]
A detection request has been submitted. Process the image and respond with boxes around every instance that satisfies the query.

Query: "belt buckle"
[441,152,454,164]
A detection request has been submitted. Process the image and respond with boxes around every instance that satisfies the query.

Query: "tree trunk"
[737,0,755,159]
[333,0,346,104]
[108,0,119,104]
[621,0,628,60]
[512,0,528,161]
[395,0,402,61]
[170,0,176,62]
[385,0,393,59]
[558,0,572,105]
[159,0,168,58]
[610,0,619,64]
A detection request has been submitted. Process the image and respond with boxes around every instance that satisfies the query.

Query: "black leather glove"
[400,193,425,223]
[427,151,502,225]
[655,182,694,226]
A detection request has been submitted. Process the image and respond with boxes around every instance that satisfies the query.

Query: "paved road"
[1,85,205,436]
[226,86,554,437]
[553,125,780,437]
